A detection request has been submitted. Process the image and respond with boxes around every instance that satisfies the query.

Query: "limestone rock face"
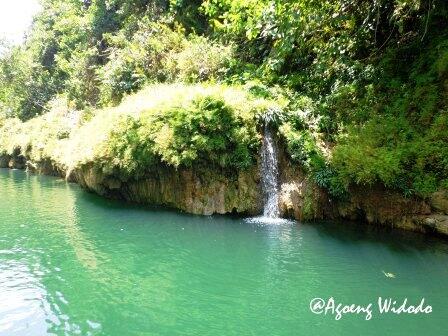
[278,161,332,221]
[75,165,262,216]
[8,155,26,169]
[0,155,10,168]
[336,185,435,233]
[59,163,448,236]
[400,214,448,235]
[428,215,448,235]
[3,148,448,237]
[430,190,448,215]
[26,159,62,177]
[71,152,329,220]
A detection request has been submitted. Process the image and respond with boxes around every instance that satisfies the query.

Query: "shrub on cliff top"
[87,84,277,178]
[0,97,79,163]
[0,84,281,178]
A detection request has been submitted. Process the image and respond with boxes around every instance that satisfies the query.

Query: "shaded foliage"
[0,0,447,197]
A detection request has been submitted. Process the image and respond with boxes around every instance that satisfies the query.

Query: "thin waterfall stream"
[260,122,280,218]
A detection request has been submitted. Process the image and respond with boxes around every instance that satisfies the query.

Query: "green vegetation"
[0,84,278,177]
[0,0,447,199]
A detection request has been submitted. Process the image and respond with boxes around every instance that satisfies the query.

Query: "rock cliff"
[1,152,447,237]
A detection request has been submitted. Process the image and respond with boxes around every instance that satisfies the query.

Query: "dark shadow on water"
[307,219,448,255]
[74,183,257,222]
[74,183,448,254]
[74,185,248,225]
[79,185,448,255]
[4,168,448,254]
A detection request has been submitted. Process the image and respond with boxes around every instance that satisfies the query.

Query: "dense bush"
[92,85,270,177]
[0,45,58,120]
[0,84,278,178]
[327,34,448,197]
[0,0,447,200]
[98,22,234,105]
[98,22,186,105]
[0,97,77,162]
[167,36,233,83]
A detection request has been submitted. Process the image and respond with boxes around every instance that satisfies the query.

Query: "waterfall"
[260,122,280,218]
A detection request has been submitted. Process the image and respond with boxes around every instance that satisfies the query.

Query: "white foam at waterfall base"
[244,216,292,225]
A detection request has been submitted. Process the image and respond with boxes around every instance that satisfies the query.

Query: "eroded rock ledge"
[1,153,447,237]
[74,164,262,216]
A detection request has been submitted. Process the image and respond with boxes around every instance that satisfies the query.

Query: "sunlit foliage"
[0,0,447,197]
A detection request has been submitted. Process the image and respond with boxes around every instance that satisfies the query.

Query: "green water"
[1,169,448,336]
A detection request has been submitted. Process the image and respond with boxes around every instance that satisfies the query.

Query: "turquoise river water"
[0,169,447,336]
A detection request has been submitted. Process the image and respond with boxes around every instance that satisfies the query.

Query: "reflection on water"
[63,191,99,270]
[0,169,448,336]
[0,260,50,335]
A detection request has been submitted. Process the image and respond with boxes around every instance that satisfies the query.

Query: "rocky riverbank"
[0,84,446,237]
[1,150,447,237]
